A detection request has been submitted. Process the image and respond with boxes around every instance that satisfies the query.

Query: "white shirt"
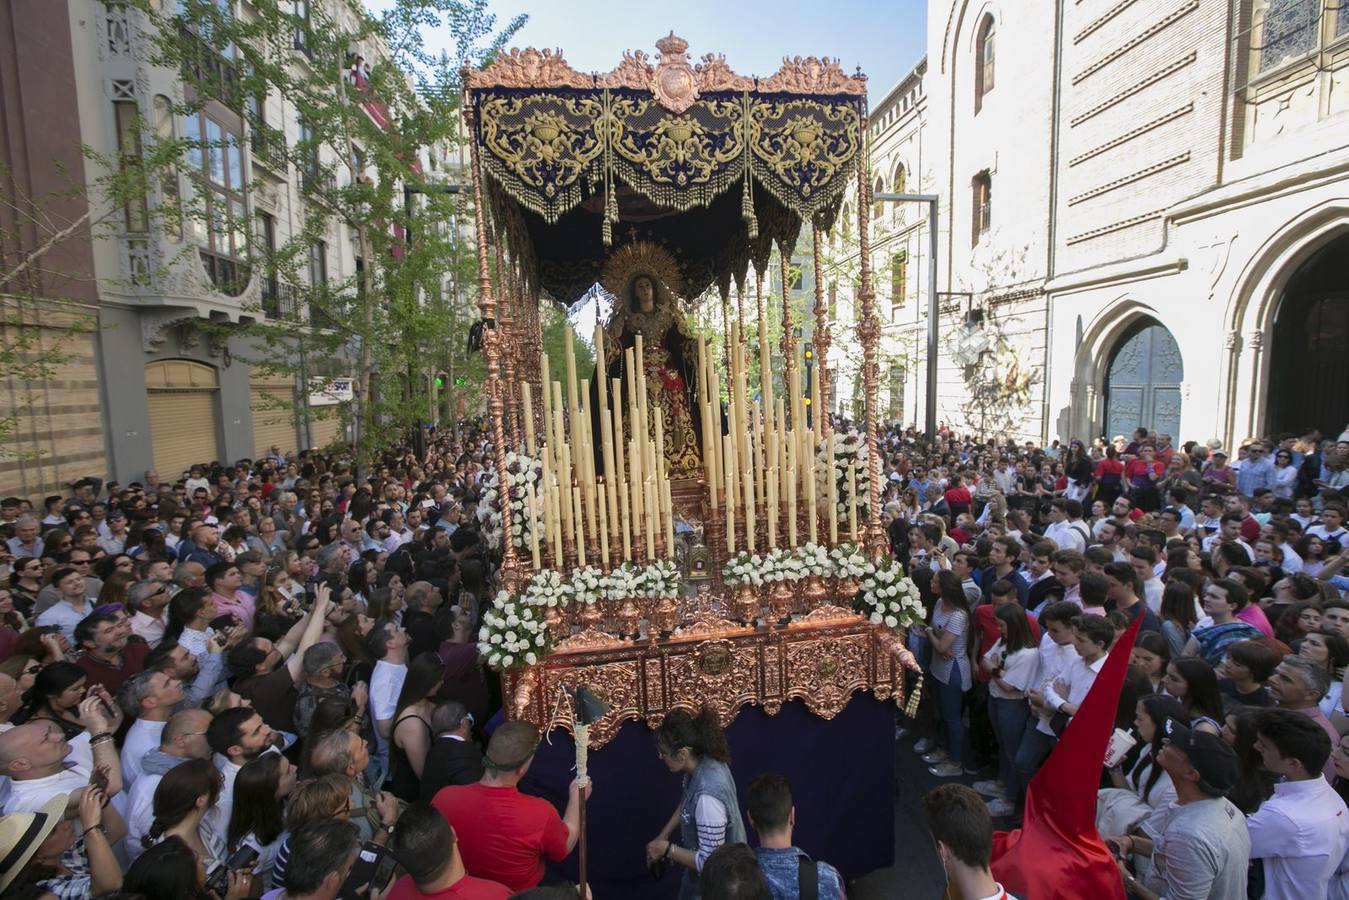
[2,762,89,815]
[130,610,166,648]
[983,642,1038,700]
[178,625,215,658]
[1246,775,1349,900]
[120,718,166,788]
[1142,577,1163,614]
[1309,525,1349,543]
[127,768,164,859]
[205,754,243,842]
[1040,653,1107,736]
[34,598,93,641]
[370,659,408,753]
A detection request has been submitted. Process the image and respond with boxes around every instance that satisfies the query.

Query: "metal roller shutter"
[308,412,343,450]
[250,379,297,458]
[145,361,220,479]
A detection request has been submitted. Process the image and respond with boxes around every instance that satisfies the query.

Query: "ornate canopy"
[465,34,867,305]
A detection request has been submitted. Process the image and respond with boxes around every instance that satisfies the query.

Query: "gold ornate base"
[505,608,913,749]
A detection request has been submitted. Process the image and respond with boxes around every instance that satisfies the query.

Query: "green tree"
[131,0,522,460]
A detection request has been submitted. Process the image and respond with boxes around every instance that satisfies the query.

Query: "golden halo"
[598,240,683,302]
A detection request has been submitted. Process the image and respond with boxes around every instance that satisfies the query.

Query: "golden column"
[812,227,832,437]
[463,92,522,591]
[855,119,885,559]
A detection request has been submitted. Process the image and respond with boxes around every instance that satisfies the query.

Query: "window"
[184,109,248,295]
[872,177,885,219]
[256,212,278,317]
[976,16,995,112]
[308,240,332,327]
[890,250,907,317]
[292,0,312,57]
[176,0,239,109]
[247,84,283,169]
[297,114,323,192]
[153,95,181,240]
[1253,0,1343,73]
[889,366,905,419]
[893,163,907,196]
[114,99,149,233]
[972,172,992,244]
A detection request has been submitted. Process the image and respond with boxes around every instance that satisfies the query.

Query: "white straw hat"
[0,793,68,893]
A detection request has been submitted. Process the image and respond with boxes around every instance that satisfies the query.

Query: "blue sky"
[374,0,927,108]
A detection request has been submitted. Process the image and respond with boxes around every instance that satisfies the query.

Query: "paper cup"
[1104,728,1137,768]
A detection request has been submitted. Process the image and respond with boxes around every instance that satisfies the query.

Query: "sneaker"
[920,749,949,764]
[963,762,986,776]
[913,737,935,754]
[972,780,1004,798]
[986,798,1015,817]
[928,762,964,777]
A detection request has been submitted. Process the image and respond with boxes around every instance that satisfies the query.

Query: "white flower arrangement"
[764,547,803,583]
[602,562,645,602]
[519,568,572,609]
[477,451,542,552]
[642,559,682,598]
[569,565,605,606]
[793,542,832,578]
[815,430,872,524]
[477,586,551,670]
[829,542,869,580]
[723,552,767,587]
[858,558,925,632]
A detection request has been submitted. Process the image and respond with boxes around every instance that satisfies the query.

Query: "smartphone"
[205,844,258,896]
[339,841,397,899]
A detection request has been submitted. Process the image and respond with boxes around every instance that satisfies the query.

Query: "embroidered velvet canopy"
[464,34,867,304]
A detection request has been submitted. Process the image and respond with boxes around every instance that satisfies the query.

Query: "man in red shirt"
[432,721,589,893]
[388,803,510,899]
[74,609,150,695]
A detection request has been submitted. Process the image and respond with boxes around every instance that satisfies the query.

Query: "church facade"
[834,0,1349,446]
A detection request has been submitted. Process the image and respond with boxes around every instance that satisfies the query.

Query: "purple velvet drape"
[519,694,897,899]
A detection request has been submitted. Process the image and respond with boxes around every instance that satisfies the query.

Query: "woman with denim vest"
[645,706,747,900]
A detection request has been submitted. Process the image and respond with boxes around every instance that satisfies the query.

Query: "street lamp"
[872,191,939,437]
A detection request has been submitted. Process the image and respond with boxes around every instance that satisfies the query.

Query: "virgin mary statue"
[595,241,703,480]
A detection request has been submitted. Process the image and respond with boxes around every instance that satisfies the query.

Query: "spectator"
[1247,709,1349,898]
[921,783,1015,900]
[228,584,332,732]
[975,603,1039,804]
[1267,655,1340,780]
[140,757,224,870]
[369,620,411,785]
[124,833,250,900]
[308,727,399,843]
[206,561,257,631]
[294,642,366,736]
[419,699,484,801]
[744,773,845,900]
[1216,640,1279,712]
[1184,579,1264,665]
[387,651,442,801]
[205,706,275,839]
[1105,720,1248,899]
[434,721,585,892]
[923,569,973,778]
[127,579,172,647]
[387,802,510,898]
[699,842,771,900]
[72,608,150,696]
[33,566,96,642]
[126,708,214,858]
[0,788,122,897]
[117,668,185,786]
[277,820,362,900]
[227,752,297,883]
[1162,658,1225,736]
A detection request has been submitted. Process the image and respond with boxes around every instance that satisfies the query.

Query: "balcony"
[250,124,287,174]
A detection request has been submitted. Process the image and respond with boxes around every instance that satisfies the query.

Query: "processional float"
[461,34,923,755]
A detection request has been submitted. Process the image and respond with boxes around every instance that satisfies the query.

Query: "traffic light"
[434,373,448,389]
[803,342,814,365]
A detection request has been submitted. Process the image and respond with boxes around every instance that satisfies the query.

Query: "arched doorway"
[1266,232,1349,438]
[1103,318,1183,440]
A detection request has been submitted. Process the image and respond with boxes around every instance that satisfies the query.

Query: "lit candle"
[847,460,859,543]
[597,478,610,568]
[527,476,541,569]
[522,382,535,456]
[724,436,737,554]
[573,484,586,567]
[827,437,839,546]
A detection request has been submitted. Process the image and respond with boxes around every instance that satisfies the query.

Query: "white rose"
[502,654,513,666]
[526,652,537,665]
[870,612,883,624]
[884,615,898,628]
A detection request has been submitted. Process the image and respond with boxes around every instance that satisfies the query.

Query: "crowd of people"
[0,418,1347,899]
[882,422,1349,899]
